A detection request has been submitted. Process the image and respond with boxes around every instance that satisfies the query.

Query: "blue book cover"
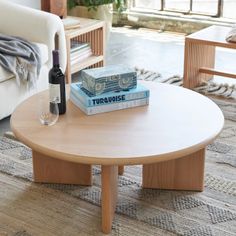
[70,82,150,107]
[70,92,149,115]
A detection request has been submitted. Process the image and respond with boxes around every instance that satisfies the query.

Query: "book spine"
[70,89,87,107]
[71,87,149,107]
[87,98,148,115]
[70,93,88,115]
[71,45,88,53]
[71,46,91,56]
[70,43,90,53]
[87,97,149,115]
[71,51,93,65]
[70,92,149,115]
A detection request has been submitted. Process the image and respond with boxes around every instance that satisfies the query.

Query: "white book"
[71,51,93,65]
[70,46,91,56]
[70,92,149,115]
[63,17,80,30]
[70,49,92,61]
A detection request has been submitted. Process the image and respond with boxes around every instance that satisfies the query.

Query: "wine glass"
[38,97,59,126]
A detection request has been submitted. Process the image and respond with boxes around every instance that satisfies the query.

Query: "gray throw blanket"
[0,33,41,87]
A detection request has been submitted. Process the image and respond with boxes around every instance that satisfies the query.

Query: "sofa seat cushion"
[0,42,48,83]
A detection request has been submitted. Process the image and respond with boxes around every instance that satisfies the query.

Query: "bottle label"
[49,84,61,103]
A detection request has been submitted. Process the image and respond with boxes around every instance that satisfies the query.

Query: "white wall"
[10,0,40,9]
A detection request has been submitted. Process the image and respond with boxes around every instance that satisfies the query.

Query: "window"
[132,0,236,19]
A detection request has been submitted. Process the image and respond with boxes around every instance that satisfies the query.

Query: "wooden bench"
[183,25,236,89]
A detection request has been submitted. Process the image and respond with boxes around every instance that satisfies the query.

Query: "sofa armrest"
[0,0,67,72]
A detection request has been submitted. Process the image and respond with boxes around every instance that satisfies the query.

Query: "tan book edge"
[63,17,80,30]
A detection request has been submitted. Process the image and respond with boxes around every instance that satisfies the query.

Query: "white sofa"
[0,0,67,120]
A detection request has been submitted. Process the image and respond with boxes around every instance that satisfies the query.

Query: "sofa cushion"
[0,42,48,83]
[36,42,49,65]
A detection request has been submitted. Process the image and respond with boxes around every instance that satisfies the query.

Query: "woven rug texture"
[0,71,236,235]
[136,68,236,99]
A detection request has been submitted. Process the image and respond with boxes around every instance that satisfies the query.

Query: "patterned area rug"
[1,73,236,235]
[136,68,236,99]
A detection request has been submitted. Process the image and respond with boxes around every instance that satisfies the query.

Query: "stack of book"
[70,41,92,66]
[62,17,80,30]
[70,65,150,115]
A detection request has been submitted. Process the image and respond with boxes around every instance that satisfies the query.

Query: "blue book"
[70,82,150,107]
[70,92,149,115]
[81,65,137,95]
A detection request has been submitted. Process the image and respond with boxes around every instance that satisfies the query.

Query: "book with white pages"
[63,17,80,30]
[70,92,149,115]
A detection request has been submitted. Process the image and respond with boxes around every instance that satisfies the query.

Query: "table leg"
[183,40,215,89]
[101,165,118,234]
[142,149,205,191]
[32,151,92,185]
[118,165,124,175]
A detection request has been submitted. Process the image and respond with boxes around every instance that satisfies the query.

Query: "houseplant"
[67,0,123,12]
[68,0,123,12]
[67,0,124,38]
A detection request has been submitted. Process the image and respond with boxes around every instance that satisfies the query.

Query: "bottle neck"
[52,50,60,68]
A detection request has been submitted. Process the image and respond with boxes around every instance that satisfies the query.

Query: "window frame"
[131,0,223,18]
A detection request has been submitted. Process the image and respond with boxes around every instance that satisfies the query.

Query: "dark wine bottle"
[49,50,66,115]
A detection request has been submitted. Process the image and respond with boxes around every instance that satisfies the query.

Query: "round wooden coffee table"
[11,81,224,234]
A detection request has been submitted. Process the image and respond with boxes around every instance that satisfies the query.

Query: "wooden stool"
[183,25,236,89]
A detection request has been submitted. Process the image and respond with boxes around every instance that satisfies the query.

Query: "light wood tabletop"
[11,81,224,165]
[10,80,224,234]
[186,25,236,49]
